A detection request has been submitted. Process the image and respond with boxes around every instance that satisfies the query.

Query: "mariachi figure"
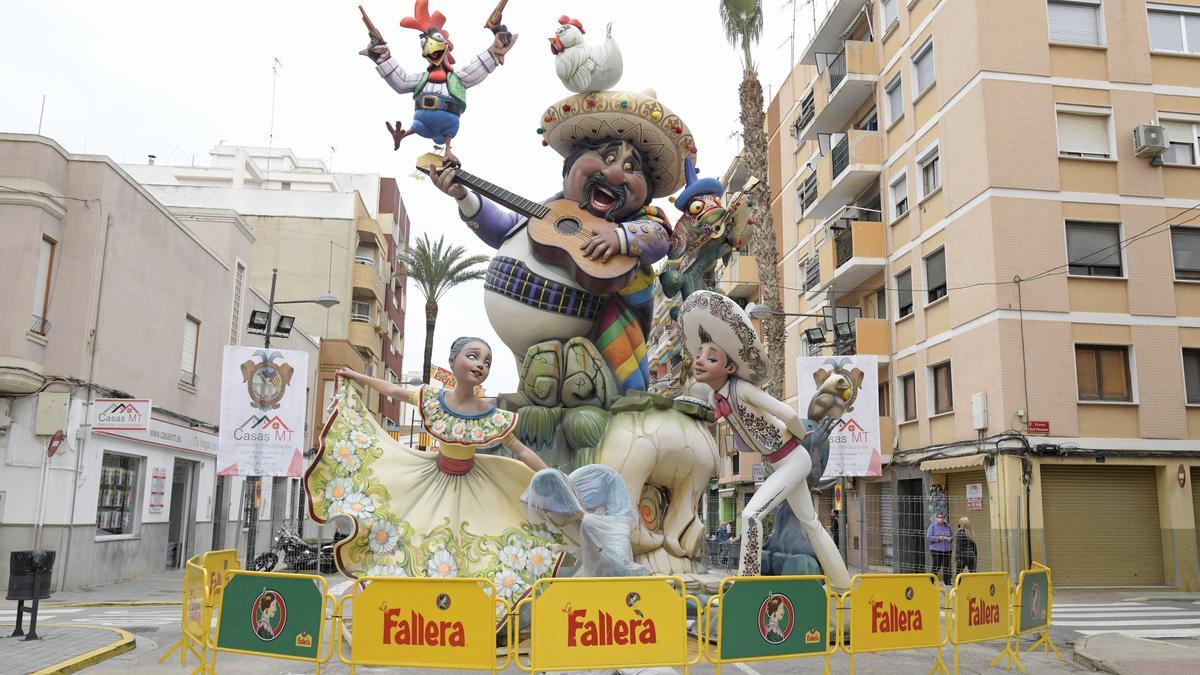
[678,291,851,590]
[360,0,517,164]
[305,336,560,605]
[428,89,697,392]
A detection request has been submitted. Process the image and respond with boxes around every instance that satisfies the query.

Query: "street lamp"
[241,268,340,569]
[745,302,827,322]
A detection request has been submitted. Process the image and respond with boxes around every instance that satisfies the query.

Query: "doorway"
[166,458,197,568]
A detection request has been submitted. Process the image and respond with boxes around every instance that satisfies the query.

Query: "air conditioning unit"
[1133,124,1168,158]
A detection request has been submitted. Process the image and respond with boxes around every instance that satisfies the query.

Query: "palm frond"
[395,233,490,303]
[718,0,764,50]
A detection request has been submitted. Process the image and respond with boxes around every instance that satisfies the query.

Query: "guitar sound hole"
[555,217,582,236]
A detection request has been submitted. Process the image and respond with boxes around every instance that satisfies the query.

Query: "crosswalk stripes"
[1053,601,1200,638]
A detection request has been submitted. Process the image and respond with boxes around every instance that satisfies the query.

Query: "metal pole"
[245,268,278,568]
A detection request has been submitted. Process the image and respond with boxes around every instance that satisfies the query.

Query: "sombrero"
[678,291,770,387]
[538,89,696,199]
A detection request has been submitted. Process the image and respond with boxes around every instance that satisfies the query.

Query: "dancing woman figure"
[306,336,559,604]
[679,292,851,590]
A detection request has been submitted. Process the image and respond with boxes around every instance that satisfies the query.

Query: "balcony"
[353,260,385,300]
[348,319,382,360]
[850,318,890,357]
[797,41,879,143]
[804,130,882,220]
[815,217,886,294]
[800,0,870,66]
[718,252,760,299]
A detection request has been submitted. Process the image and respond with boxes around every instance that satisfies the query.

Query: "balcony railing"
[30,315,50,336]
[828,50,847,92]
[831,134,851,179]
[793,94,815,138]
[834,228,853,267]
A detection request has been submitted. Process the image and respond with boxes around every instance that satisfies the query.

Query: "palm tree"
[395,233,489,385]
[720,0,786,399]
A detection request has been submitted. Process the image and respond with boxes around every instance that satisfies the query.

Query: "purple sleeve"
[620,219,671,264]
[460,196,525,249]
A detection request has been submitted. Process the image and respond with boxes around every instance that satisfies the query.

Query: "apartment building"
[769,0,1200,589]
[0,134,319,589]
[124,146,408,434]
[378,177,411,427]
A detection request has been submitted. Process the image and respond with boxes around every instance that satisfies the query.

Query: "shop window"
[97,453,141,536]
[1172,227,1200,280]
[1075,344,1132,401]
[931,362,953,414]
[1066,221,1122,277]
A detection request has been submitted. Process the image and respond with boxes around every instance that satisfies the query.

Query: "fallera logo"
[968,597,1000,627]
[233,415,294,443]
[870,600,924,633]
[566,609,657,646]
[382,607,466,647]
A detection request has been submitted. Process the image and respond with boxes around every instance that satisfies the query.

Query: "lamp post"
[242,268,339,569]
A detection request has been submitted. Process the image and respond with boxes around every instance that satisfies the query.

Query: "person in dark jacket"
[955,516,978,577]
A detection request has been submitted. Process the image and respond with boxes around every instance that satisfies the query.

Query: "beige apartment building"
[124,147,408,434]
[768,0,1200,589]
[0,134,320,589]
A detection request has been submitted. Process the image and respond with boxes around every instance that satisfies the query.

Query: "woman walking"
[955,516,978,577]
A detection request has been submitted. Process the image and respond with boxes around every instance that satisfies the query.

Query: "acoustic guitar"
[416,153,638,295]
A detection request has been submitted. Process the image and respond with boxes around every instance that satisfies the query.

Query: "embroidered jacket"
[713,377,808,456]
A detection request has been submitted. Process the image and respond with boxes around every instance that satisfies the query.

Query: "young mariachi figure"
[678,291,851,590]
[307,336,559,600]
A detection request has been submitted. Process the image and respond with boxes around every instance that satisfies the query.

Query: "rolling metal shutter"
[1041,465,1163,586]
[947,470,992,573]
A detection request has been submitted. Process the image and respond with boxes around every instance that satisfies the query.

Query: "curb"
[1071,636,1114,674]
[44,601,181,608]
[20,623,136,675]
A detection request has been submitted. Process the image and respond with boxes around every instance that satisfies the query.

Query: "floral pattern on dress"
[305,382,561,592]
[418,386,517,448]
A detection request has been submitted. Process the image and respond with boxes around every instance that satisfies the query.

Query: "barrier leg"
[989,636,1025,673]
[849,652,855,675]
[1026,629,1062,661]
[929,644,949,675]
[160,638,182,664]
[954,643,960,675]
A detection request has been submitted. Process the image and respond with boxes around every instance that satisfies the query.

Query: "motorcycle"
[254,527,337,573]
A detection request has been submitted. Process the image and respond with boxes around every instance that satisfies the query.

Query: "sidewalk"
[0,570,186,611]
[0,624,134,674]
[1073,633,1200,674]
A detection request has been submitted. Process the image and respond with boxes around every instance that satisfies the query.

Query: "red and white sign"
[94,398,153,431]
[1027,420,1050,434]
[149,466,168,514]
[966,483,984,511]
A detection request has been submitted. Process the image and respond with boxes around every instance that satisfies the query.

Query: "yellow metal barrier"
[948,571,1020,673]
[334,576,511,673]
[702,575,835,675]
[161,549,241,673]
[840,573,949,675]
[515,576,701,673]
[1013,562,1061,663]
[210,569,331,673]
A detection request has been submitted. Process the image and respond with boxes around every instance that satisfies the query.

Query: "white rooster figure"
[550,15,623,93]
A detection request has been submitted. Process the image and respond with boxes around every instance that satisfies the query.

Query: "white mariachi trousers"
[737,448,852,591]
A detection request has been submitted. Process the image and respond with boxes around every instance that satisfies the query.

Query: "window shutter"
[925,250,946,289]
[1057,112,1110,156]
[915,46,935,91]
[1187,15,1200,54]
[1148,11,1185,52]
[887,79,903,122]
[1172,228,1200,273]
[1184,350,1200,403]
[181,318,199,377]
[1067,222,1121,267]
[883,0,898,27]
[1048,2,1101,46]
[1165,120,1195,144]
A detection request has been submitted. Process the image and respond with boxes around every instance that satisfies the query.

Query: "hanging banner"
[714,577,831,662]
[218,346,309,477]
[796,356,882,477]
[149,467,168,514]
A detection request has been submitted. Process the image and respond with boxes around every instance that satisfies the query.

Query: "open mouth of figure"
[582,176,627,219]
[550,37,564,55]
[426,47,446,65]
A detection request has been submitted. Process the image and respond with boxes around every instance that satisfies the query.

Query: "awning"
[920,453,986,472]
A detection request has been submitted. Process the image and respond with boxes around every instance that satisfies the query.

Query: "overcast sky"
[1,0,832,393]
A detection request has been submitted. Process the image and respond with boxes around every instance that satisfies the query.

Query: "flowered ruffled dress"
[305,383,560,604]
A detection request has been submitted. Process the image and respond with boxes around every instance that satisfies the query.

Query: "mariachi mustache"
[580,172,628,221]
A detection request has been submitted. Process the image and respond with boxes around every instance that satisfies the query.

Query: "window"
[97,453,141,536]
[731,453,740,475]
[1056,106,1113,158]
[1048,0,1103,46]
[900,373,917,421]
[1185,349,1200,404]
[885,75,904,124]
[794,93,815,136]
[878,381,891,417]
[351,301,373,322]
[181,316,200,385]
[890,173,909,220]
[918,144,941,197]
[882,0,898,29]
[857,108,879,132]
[797,173,817,213]
[804,256,821,291]
[1075,345,1131,401]
[1173,228,1200,280]
[876,288,888,320]
[925,248,947,303]
[931,362,953,414]
[229,262,245,345]
[1066,221,1122,277]
[896,269,914,318]
[31,235,55,334]
[1161,116,1200,166]
[912,40,936,95]
[1148,5,1200,55]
